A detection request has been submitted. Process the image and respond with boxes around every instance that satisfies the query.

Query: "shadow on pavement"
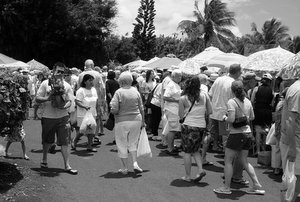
[31,167,64,177]
[170,179,209,188]
[70,150,95,157]
[106,142,116,146]
[263,169,282,183]
[155,144,168,150]
[109,149,118,153]
[100,171,142,179]
[157,151,182,159]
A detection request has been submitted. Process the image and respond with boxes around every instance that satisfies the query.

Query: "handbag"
[104,113,115,131]
[137,127,152,157]
[232,99,249,128]
[145,84,158,108]
[281,160,297,202]
[179,99,195,124]
[266,123,276,145]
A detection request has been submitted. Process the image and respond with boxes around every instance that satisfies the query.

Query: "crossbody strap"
[183,97,195,119]
[233,98,247,117]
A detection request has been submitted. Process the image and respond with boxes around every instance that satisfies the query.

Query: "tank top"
[183,93,207,128]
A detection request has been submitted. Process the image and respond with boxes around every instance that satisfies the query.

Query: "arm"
[286,111,298,162]
[205,93,212,115]
[224,100,235,123]
[138,94,145,127]
[178,96,186,119]
[110,91,119,115]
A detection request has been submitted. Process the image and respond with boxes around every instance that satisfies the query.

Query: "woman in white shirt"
[73,74,99,152]
[214,81,265,195]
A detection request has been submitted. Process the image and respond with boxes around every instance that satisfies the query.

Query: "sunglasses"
[56,70,65,74]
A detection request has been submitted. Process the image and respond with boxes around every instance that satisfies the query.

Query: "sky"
[113,0,300,38]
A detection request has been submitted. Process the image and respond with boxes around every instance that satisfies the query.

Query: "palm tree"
[177,0,236,49]
[249,18,291,49]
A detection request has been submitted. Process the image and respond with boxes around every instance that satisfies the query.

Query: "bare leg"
[240,150,262,188]
[202,134,211,163]
[224,148,237,189]
[42,143,51,163]
[120,157,128,170]
[61,145,71,169]
[193,151,204,174]
[87,134,93,149]
[183,153,192,179]
[5,141,12,156]
[167,131,176,151]
[21,140,29,159]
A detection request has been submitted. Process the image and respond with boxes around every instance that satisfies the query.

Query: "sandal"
[194,171,206,183]
[213,187,232,195]
[23,155,30,160]
[40,162,48,168]
[87,148,97,152]
[246,187,265,195]
[65,168,78,175]
[231,178,249,185]
[202,161,213,166]
[181,176,192,182]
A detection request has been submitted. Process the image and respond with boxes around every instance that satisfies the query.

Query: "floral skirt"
[5,124,26,142]
[181,124,206,153]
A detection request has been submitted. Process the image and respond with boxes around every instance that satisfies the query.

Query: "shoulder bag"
[179,98,195,124]
[145,84,158,108]
[232,98,249,128]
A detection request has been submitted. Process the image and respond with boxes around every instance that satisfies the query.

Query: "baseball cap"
[262,73,272,80]
[242,71,261,81]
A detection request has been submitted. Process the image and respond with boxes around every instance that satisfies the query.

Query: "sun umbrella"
[205,53,246,69]
[178,58,202,75]
[0,61,30,72]
[143,56,182,70]
[123,59,147,70]
[277,51,300,80]
[242,46,295,76]
[27,59,49,72]
[0,53,18,64]
[133,57,160,71]
[193,46,224,65]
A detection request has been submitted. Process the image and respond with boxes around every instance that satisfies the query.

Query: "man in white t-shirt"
[36,62,77,175]
[280,78,300,200]
[209,64,248,185]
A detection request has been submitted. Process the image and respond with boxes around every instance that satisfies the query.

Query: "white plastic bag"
[161,114,169,136]
[266,123,276,145]
[79,111,96,134]
[281,160,297,202]
[137,127,152,158]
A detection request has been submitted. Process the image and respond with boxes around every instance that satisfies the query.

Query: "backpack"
[145,84,158,108]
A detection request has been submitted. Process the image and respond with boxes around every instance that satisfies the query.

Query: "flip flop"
[65,168,78,175]
[202,161,213,166]
[181,176,192,182]
[213,187,232,195]
[194,172,206,183]
[87,148,97,152]
[40,162,48,168]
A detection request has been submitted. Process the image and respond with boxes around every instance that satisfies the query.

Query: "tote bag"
[137,127,152,158]
[281,160,297,202]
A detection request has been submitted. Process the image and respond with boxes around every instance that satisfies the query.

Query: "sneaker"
[246,187,265,195]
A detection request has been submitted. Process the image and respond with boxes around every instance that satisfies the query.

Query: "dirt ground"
[0,157,74,202]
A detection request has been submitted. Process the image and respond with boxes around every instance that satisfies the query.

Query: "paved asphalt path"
[1,119,286,202]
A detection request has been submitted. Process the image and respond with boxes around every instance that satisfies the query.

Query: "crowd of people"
[2,59,300,200]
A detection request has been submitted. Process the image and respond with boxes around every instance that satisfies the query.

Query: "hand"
[141,122,146,128]
[287,147,297,162]
[85,106,91,111]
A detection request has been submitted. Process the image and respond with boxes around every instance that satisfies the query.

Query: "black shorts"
[226,133,252,151]
[41,116,71,146]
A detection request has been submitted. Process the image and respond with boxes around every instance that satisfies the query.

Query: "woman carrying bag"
[178,76,212,182]
[214,80,265,195]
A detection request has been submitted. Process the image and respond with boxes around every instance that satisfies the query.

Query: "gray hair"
[198,73,208,84]
[171,69,182,78]
[118,71,133,87]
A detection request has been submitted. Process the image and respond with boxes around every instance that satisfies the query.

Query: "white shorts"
[165,110,181,132]
[115,121,142,158]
